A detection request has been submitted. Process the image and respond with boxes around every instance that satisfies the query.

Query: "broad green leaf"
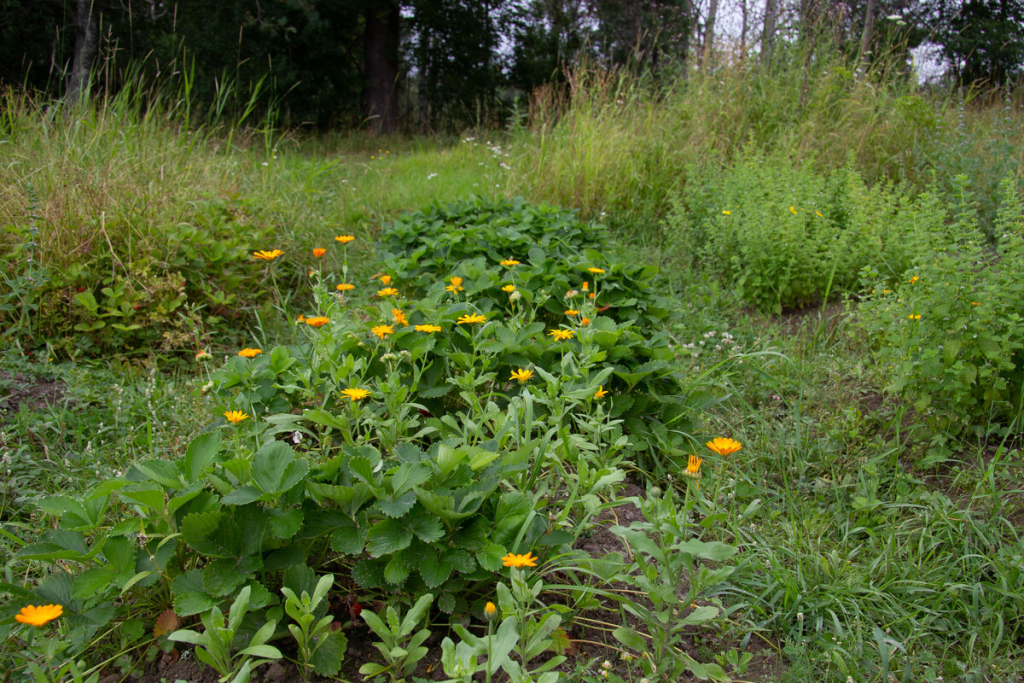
[366,518,413,557]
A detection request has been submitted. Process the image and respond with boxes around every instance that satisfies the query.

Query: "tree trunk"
[704,0,720,63]
[66,0,98,107]
[740,0,748,56]
[762,0,779,64]
[859,0,877,68]
[364,0,400,134]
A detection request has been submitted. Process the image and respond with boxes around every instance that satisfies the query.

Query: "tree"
[927,0,1024,83]
[365,0,401,133]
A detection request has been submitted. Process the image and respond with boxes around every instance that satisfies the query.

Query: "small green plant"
[359,593,434,683]
[281,573,347,679]
[168,586,282,683]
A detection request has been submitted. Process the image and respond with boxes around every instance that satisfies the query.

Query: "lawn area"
[1,74,1024,683]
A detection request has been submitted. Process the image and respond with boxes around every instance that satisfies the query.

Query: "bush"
[667,150,922,312]
[858,175,1024,435]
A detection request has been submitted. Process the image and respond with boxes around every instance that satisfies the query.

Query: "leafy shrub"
[859,175,1024,435]
[667,150,922,312]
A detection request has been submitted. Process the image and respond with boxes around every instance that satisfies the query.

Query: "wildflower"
[588,267,605,274]
[337,283,355,292]
[415,324,442,333]
[816,211,824,218]
[195,349,212,361]
[589,292,596,299]
[683,454,703,478]
[253,250,284,261]
[312,248,326,258]
[594,386,608,399]
[909,314,921,320]
[500,259,520,266]
[297,314,306,323]
[378,287,399,297]
[304,316,330,328]
[502,284,516,293]
[706,437,742,456]
[510,291,521,302]
[722,210,731,215]
[16,604,62,627]
[549,329,575,341]
[602,661,613,670]
[371,325,394,339]
[457,313,486,325]
[378,275,392,286]
[565,289,579,298]
[972,302,981,306]
[910,275,920,284]
[335,235,355,244]
[392,309,408,326]
[446,276,465,293]
[484,602,497,621]
[238,348,263,358]
[565,309,580,316]
[789,206,797,215]
[502,551,538,568]
[580,318,590,326]
[582,282,589,291]
[223,410,249,425]
[341,388,371,401]
[510,368,534,383]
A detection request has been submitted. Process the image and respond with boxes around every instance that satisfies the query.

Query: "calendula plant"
[493,562,567,683]
[359,593,434,683]
[168,586,282,683]
[281,573,347,679]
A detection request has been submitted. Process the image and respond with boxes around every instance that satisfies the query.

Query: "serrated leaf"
[550,627,571,655]
[409,513,444,543]
[268,508,304,539]
[153,608,179,638]
[351,559,386,588]
[419,553,454,588]
[376,491,417,518]
[384,556,411,585]
[366,518,413,557]
[310,629,348,676]
[437,592,456,614]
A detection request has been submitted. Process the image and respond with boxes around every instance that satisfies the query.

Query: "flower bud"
[484,601,497,621]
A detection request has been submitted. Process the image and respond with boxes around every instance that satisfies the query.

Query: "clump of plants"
[859,175,1024,438]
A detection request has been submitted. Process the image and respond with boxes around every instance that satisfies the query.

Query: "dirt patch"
[0,371,67,416]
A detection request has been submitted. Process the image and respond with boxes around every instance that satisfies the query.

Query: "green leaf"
[679,605,719,626]
[268,509,304,539]
[366,518,413,557]
[351,559,386,588]
[252,441,308,496]
[384,556,411,585]
[612,626,646,652]
[184,432,221,483]
[376,491,417,518]
[409,513,444,543]
[71,568,116,600]
[419,552,454,588]
[310,630,348,676]
[172,570,217,617]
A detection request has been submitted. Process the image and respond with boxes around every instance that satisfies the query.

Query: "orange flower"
[304,316,330,327]
[594,386,608,399]
[706,437,742,456]
[336,283,355,292]
[589,292,596,299]
[335,235,355,244]
[371,325,394,339]
[238,348,263,358]
[565,309,579,316]
[380,275,392,285]
[312,248,326,258]
[446,276,465,293]
[378,287,399,297]
[580,318,591,326]
[392,309,408,326]
[296,314,306,323]
[683,454,703,478]
[223,410,249,424]
[582,282,589,291]
[253,250,284,261]
[502,552,538,568]
[484,601,497,620]
[16,604,62,627]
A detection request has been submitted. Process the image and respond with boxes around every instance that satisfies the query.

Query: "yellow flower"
[484,601,497,621]
[789,206,797,214]
[502,551,538,568]
[588,267,605,274]
[706,437,742,456]
[972,302,981,306]
[312,248,326,258]
[296,314,306,323]
[580,317,590,326]
[910,276,920,284]
[502,284,516,293]
[253,249,284,261]
[304,316,330,327]
[335,235,355,244]
[548,329,575,341]
[415,324,442,333]
[378,287,399,297]
[337,283,355,292]
[223,410,249,425]
[392,309,408,326]
[582,281,589,291]
[341,387,371,401]
[510,368,534,383]
[565,309,579,316]
[815,211,824,218]
[457,313,486,325]
[238,348,263,358]
[594,386,608,399]
[379,275,392,285]
[371,324,394,338]
[446,276,465,293]
[683,454,703,478]
[722,210,731,215]
[908,314,921,320]
[16,604,62,627]
[500,259,520,266]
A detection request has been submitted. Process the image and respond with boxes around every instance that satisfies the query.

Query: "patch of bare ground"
[0,370,67,417]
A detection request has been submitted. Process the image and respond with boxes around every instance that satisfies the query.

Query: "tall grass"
[508,44,1024,245]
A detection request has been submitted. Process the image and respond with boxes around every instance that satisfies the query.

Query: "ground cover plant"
[3,52,1024,683]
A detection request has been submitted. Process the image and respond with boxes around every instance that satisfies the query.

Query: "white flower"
[428,173,438,180]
